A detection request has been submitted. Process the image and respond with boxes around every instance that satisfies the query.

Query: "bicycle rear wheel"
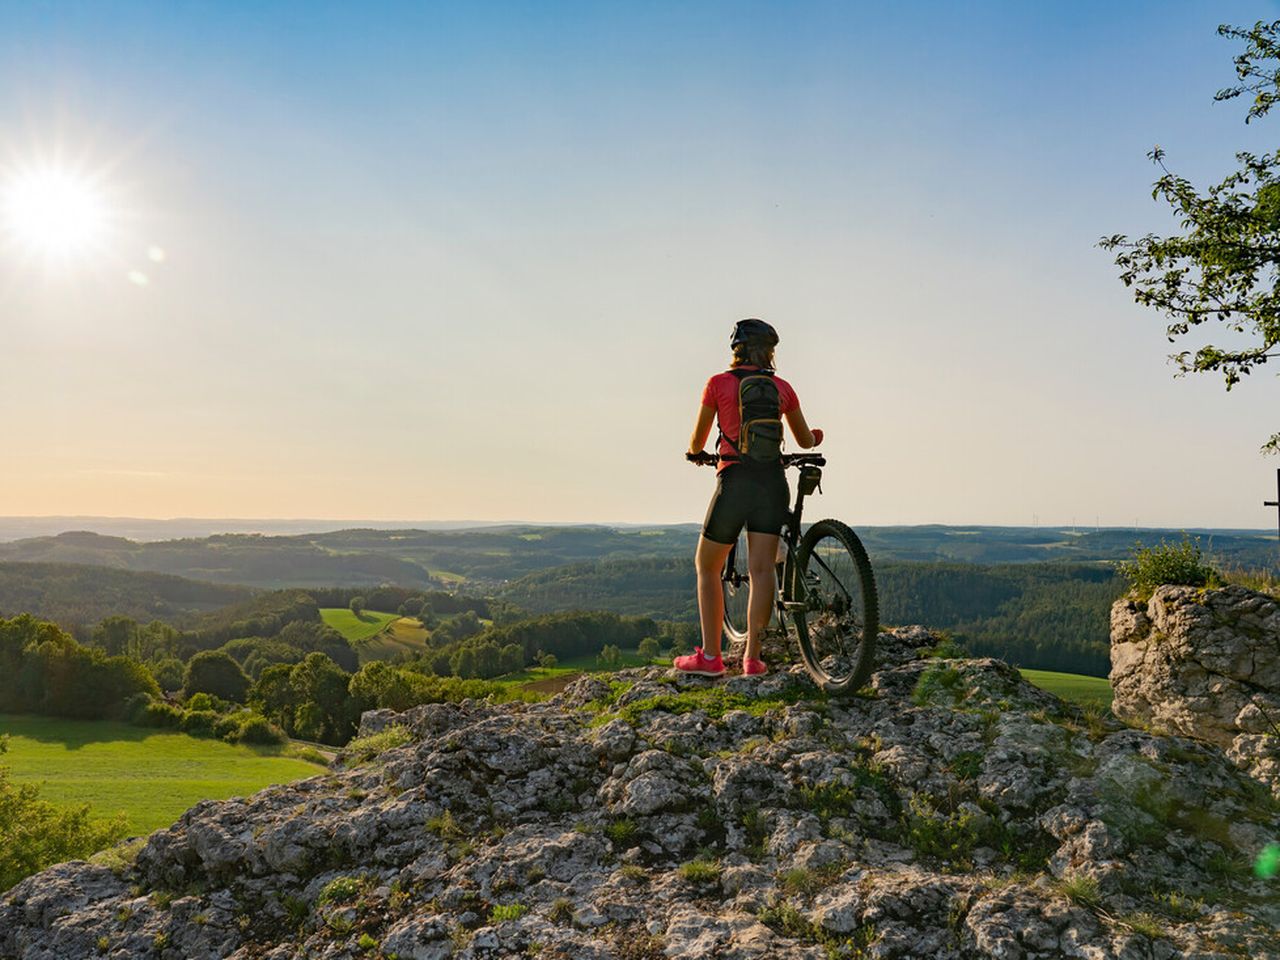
[721,534,750,648]
[722,535,789,656]
[791,519,878,694]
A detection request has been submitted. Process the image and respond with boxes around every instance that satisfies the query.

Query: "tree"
[92,616,139,657]
[597,644,623,669]
[638,637,661,661]
[151,657,186,692]
[184,651,250,703]
[349,596,366,616]
[1101,20,1280,453]
[537,651,558,669]
[500,643,524,674]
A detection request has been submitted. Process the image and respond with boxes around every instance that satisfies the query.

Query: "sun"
[1,166,110,261]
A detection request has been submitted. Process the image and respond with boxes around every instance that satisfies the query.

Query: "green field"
[354,616,433,664]
[320,607,400,642]
[1019,669,1113,709]
[1,715,326,835]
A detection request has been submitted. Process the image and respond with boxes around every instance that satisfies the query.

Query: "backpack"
[726,368,784,463]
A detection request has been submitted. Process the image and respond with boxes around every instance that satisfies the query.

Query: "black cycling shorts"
[702,463,789,544]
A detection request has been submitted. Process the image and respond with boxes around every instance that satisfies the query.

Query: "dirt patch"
[522,673,583,694]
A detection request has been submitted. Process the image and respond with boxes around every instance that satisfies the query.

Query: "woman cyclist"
[676,318,823,677]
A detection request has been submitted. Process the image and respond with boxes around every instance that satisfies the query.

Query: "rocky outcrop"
[1111,584,1280,796]
[4,628,1279,960]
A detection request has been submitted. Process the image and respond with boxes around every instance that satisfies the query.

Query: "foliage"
[1117,536,1219,599]
[488,903,528,922]
[1101,19,1280,454]
[349,597,366,616]
[677,858,721,885]
[317,874,364,905]
[0,615,159,721]
[150,657,186,691]
[0,734,130,890]
[183,651,251,703]
[911,664,965,707]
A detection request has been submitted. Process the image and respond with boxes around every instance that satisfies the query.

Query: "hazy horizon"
[0,514,1274,546]
[4,2,1280,529]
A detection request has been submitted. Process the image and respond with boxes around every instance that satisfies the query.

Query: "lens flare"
[1,167,109,260]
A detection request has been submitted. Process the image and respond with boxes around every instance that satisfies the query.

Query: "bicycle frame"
[721,459,824,634]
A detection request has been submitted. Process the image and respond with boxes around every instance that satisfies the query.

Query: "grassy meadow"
[1019,668,1113,709]
[1,714,326,835]
[354,616,433,663]
[320,607,400,642]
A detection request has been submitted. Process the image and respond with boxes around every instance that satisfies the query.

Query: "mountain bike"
[687,451,878,694]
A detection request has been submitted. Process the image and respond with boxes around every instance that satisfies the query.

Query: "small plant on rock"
[678,858,721,886]
[1057,873,1101,908]
[489,902,529,922]
[1117,536,1219,600]
[317,874,364,905]
[547,898,575,925]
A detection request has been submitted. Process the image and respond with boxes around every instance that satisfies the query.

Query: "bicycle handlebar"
[686,451,826,468]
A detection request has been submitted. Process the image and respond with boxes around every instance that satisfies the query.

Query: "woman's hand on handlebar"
[811,428,824,446]
[686,450,718,467]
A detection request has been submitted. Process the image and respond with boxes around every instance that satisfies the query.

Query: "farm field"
[354,616,432,664]
[0,714,326,835]
[1019,668,1113,709]
[320,607,399,642]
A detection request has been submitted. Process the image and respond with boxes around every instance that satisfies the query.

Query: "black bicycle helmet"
[730,317,779,347]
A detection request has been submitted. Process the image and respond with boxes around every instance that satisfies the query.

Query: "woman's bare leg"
[695,535,734,658]
[745,532,780,661]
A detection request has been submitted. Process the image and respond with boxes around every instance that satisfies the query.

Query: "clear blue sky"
[1,1,1277,527]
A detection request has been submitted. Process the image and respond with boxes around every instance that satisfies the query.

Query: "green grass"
[491,648,661,688]
[1019,669,1113,709]
[1,714,326,835]
[319,607,400,643]
[353,616,432,664]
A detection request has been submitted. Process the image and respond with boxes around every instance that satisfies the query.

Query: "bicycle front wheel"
[791,519,878,694]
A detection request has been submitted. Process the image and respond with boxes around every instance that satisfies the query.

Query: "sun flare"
[1,167,109,261]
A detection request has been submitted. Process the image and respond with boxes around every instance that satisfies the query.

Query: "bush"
[1118,536,1220,600]
[214,714,243,741]
[236,714,286,745]
[179,709,219,737]
[138,701,184,728]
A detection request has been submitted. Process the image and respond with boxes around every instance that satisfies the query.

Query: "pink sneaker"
[742,657,768,676]
[673,647,726,677]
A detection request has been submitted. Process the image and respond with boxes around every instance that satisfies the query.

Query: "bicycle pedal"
[782,601,807,611]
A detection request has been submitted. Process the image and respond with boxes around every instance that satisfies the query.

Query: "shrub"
[138,701,184,728]
[677,858,721,885]
[317,874,364,905]
[213,714,243,741]
[236,715,286,745]
[179,709,219,738]
[489,903,528,922]
[1117,536,1219,600]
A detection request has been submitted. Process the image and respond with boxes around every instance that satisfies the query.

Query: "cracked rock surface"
[4,627,1278,959]
[1111,584,1280,798]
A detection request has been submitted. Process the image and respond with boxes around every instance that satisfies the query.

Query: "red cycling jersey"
[700,366,799,472]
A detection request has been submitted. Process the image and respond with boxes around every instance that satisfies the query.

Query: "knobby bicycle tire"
[791,518,878,694]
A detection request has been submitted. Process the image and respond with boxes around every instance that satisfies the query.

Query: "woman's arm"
[785,406,823,449]
[689,404,716,455]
